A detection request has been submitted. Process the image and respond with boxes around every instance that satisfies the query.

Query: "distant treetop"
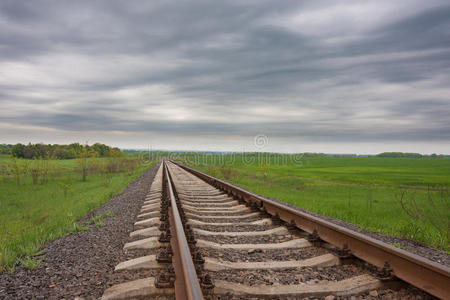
[1,143,121,159]
[376,152,446,158]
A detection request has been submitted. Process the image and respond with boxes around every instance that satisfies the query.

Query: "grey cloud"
[3,109,448,143]
[0,0,449,151]
[375,5,450,51]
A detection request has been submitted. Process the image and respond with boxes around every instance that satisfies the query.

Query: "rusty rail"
[164,162,204,300]
[173,161,450,299]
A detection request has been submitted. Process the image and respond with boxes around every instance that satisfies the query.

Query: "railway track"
[102,161,450,299]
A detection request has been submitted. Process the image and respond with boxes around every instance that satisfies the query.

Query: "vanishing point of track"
[102,161,450,299]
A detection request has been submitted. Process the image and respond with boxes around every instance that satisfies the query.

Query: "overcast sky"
[1,1,449,154]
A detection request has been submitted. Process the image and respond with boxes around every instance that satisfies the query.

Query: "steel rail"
[164,162,204,300]
[173,161,450,299]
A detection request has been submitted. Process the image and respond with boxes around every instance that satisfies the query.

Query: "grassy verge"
[0,157,154,272]
[179,154,449,252]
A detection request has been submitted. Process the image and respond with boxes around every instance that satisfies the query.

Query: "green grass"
[86,210,115,227]
[18,255,44,271]
[180,154,450,252]
[0,157,154,272]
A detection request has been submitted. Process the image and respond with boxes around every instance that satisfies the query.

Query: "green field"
[178,154,450,252]
[0,154,153,271]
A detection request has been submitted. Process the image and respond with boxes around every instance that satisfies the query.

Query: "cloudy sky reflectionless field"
[1,0,449,154]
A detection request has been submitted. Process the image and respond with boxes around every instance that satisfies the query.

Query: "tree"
[92,143,110,157]
[0,144,13,155]
[11,144,25,158]
[76,145,96,181]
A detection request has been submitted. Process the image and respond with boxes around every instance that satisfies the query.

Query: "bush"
[220,165,238,180]
[398,186,449,251]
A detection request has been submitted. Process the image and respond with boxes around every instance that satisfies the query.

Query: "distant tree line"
[376,152,447,158]
[0,143,121,159]
[0,144,13,155]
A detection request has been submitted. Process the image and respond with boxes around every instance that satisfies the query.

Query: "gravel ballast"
[200,247,330,263]
[0,162,160,299]
[193,224,276,232]
[196,233,293,244]
[209,264,367,285]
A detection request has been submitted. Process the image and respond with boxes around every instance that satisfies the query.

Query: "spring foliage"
[2,142,120,159]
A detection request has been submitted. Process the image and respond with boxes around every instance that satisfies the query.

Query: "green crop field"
[0,154,153,272]
[177,153,450,252]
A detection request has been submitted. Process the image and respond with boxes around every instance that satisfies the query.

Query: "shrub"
[220,165,238,180]
[398,186,449,251]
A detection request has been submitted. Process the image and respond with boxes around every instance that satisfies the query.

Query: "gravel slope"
[0,162,160,300]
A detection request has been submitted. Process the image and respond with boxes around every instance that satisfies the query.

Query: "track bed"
[103,161,448,299]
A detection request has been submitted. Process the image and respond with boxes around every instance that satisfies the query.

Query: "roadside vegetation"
[177,153,450,252]
[0,144,154,272]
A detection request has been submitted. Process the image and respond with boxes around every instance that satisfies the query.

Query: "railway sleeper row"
[101,161,439,299]
[166,161,433,299]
